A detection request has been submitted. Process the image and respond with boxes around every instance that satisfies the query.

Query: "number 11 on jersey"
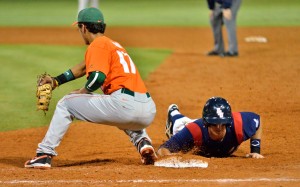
[116,50,136,74]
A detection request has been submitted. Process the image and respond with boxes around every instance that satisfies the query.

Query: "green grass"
[127,48,171,80]
[238,0,300,26]
[0,0,299,27]
[0,45,171,131]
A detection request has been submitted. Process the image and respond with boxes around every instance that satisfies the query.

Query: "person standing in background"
[206,0,242,57]
[78,0,99,12]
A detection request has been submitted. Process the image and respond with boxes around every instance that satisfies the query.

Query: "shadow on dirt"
[0,157,115,168]
[56,158,115,167]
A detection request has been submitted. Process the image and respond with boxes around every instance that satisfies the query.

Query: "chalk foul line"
[1,178,300,184]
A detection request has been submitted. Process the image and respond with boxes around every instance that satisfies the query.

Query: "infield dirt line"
[1,178,300,185]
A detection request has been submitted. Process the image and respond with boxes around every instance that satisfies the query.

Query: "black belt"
[121,88,150,98]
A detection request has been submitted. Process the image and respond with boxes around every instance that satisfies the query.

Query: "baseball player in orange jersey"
[25,7,157,169]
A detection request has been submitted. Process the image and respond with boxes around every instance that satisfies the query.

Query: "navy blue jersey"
[162,112,260,157]
[207,0,233,9]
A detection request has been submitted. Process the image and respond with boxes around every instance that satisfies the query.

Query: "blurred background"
[0,0,299,27]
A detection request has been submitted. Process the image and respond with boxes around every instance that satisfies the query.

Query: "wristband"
[55,69,75,85]
[250,139,261,154]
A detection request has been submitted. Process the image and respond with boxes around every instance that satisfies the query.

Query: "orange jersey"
[85,36,147,94]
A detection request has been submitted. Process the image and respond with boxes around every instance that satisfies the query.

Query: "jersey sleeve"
[241,112,260,140]
[85,45,110,77]
[162,126,195,153]
[161,122,203,153]
[207,0,215,10]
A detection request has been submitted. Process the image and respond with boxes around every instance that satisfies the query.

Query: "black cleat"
[24,154,52,169]
[165,104,179,139]
[224,51,239,57]
[207,50,225,57]
[137,138,157,165]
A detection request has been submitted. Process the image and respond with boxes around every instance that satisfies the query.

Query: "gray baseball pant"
[36,89,156,156]
[210,0,242,54]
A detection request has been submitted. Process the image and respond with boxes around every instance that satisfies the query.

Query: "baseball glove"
[36,73,57,113]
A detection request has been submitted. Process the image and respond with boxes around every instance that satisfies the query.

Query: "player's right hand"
[222,9,232,20]
[38,75,58,90]
[157,147,173,157]
[38,75,52,85]
[245,153,264,159]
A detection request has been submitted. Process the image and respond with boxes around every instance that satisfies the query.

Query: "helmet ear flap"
[226,121,233,128]
[203,118,208,128]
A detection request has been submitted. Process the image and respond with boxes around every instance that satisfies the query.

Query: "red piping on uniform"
[232,112,244,144]
[186,122,203,146]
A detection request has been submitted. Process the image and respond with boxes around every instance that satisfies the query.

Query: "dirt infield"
[0,27,299,186]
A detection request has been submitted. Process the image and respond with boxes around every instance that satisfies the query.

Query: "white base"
[245,36,268,43]
[154,156,208,168]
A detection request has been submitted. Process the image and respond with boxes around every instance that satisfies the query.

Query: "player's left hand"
[245,153,264,159]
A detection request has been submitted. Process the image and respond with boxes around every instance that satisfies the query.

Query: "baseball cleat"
[24,154,52,169]
[207,50,225,57]
[137,138,157,165]
[224,51,239,57]
[165,104,179,139]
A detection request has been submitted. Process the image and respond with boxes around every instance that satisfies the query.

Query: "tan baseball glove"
[36,73,58,113]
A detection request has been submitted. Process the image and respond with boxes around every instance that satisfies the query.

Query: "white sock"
[170,110,180,116]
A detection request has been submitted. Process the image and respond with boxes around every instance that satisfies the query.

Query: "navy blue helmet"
[202,97,233,126]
